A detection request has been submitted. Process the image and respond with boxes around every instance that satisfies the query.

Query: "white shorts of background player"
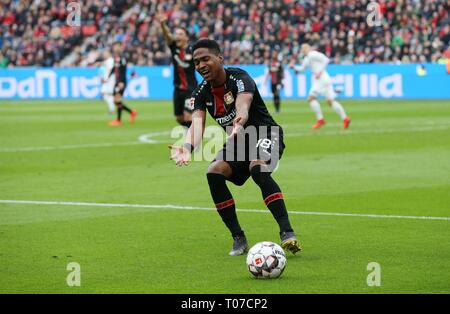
[309,71,336,100]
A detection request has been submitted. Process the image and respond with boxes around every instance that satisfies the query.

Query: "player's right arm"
[292,56,308,74]
[156,13,174,46]
[169,110,205,166]
[186,109,206,150]
[169,86,207,166]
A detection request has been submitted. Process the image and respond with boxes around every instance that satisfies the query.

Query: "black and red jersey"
[169,42,197,91]
[111,55,127,85]
[190,67,278,130]
[269,60,284,85]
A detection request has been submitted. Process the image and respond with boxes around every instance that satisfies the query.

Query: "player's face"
[113,43,123,55]
[174,29,188,47]
[301,44,310,56]
[193,48,223,82]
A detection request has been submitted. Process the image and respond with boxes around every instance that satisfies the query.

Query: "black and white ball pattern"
[246,241,287,279]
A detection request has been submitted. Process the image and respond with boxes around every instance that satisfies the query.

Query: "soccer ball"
[246,241,287,279]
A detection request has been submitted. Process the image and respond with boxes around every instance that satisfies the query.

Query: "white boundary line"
[0,199,448,221]
[284,125,450,137]
[1,125,449,153]
[0,141,143,152]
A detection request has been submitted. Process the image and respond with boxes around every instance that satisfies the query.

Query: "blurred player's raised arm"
[156,13,174,45]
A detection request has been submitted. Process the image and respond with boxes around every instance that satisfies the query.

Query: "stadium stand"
[0,0,449,67]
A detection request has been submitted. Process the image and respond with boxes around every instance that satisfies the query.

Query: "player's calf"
[327,99,350,128]
[206,171,245,253]
[309,98,325,128]
[250,164,294,234]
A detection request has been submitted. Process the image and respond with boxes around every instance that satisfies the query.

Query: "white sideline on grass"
[0,199,449,221]
[0,124,448,153]
[0,141,142,152]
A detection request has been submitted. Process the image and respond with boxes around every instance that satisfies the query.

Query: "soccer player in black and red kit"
[265,50,284,113]
[169,39,302,256]
[157,13,198,128]
[109,41,137,126]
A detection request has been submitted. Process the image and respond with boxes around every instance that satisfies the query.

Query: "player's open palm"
[169,145,191,166]
[156,13,167,24]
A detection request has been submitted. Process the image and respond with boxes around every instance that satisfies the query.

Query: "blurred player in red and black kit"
[265,50,284,114]
[157,13,198,128]
[109,41,137,126]
[169,39,302,256]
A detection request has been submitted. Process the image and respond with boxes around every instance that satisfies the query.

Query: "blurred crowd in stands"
[1,0,449,67]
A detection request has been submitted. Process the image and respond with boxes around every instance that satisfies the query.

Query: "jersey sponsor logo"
[189,97,195,110]
[174,55,191,69]
[215,109,236,126]
[224,91,234,105]
[236,79,245,93]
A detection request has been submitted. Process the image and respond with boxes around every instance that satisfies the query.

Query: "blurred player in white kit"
[99,50,116,114]
[290,44,351,129]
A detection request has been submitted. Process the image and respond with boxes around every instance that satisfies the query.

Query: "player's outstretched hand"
[228,116,244,139]
[156,12,167,24]
[288,64,299,75]
[169,145,191,166]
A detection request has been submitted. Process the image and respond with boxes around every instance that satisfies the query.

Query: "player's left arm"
[229,92,253,137]
[229,72,256,137]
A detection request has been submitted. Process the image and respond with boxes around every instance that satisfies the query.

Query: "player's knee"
[308,95,316,102]
[327,99,333,106]
[250,163,271,185]
[207,161,232,177]
[175,115,184,124]
[183,112,192,122]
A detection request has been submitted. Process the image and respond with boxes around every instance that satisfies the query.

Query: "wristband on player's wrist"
[183,143,194,153]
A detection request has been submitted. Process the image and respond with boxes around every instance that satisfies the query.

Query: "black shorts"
[113,84,126,96]
[173,88,193,116]
[271,83,282,95]
[213,126,285,186]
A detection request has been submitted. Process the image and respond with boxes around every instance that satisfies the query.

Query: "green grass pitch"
[0,99,449,293]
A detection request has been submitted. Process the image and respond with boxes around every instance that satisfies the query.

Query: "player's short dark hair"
[192,39,221,55]
[176,27,190,37]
